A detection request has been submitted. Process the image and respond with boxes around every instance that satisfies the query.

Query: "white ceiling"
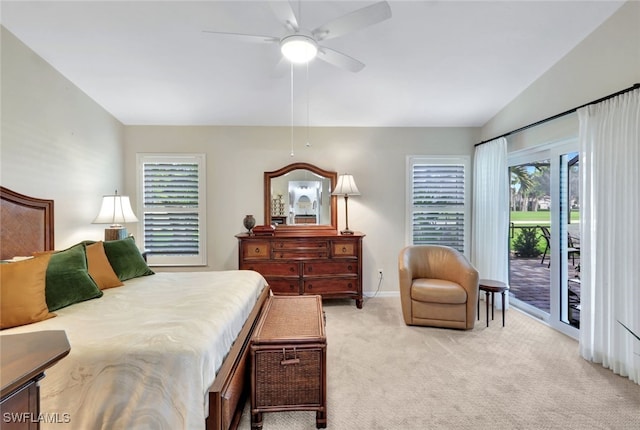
[0,1,625,127]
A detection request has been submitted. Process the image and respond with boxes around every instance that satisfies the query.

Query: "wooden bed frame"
[0,186,268,430]
[0,186,54,260]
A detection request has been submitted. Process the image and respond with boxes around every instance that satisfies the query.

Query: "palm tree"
[510,166,533,211]
[510,162,551,212]
[527,164,550,211]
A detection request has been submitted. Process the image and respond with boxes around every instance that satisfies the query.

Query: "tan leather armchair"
[398,245,479,330]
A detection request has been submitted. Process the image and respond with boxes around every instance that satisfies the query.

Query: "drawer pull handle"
[348,265,353,271]
[289,267,295,272]
[280,348,300,366]
[254,247,260,254]
[342,246,347,253]
[308,266,313,272]
[308,284,313,290]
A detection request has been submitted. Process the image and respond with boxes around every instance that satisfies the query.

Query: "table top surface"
[253,295,325,345]
[479,279,509,292]
[1,330,70,397]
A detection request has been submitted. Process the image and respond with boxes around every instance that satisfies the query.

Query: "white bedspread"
[1,270,267,430]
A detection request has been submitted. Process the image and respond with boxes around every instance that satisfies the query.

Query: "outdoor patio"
[509,256,581,328]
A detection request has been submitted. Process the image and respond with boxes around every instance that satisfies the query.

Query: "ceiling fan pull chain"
[290,62,294,157]
[306,62,311,148]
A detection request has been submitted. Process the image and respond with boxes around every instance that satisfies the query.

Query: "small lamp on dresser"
[331,174,360,235]
[93,190,139,241]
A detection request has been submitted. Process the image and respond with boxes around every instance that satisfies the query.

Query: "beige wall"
[1,27,124,248]
[481,0,640,150]
[123,125,478,295]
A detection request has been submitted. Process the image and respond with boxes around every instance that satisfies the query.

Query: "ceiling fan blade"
[202,30,279,44]
[312,1,392,42]
[317,47,365,73]
[269,1,299,32]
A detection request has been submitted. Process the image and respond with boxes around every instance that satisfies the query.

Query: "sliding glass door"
[509,156,551,317]
[508,141,580,339]
[559,151,581,330]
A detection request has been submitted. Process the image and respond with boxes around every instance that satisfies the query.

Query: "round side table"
[477,279,509,327]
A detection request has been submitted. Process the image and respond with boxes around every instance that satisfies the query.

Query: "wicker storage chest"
[250,295,326,429]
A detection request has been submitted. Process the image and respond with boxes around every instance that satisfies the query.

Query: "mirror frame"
[264,162,338,233]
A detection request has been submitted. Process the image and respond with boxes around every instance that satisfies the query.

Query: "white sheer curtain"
[472,137,509,300]
[578,88,639,384]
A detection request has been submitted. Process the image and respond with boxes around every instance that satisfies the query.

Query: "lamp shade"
[331,174,361,196]
[280,34,318,63]
[92,192,138,226]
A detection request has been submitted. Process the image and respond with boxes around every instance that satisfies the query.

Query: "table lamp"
[331,174,360,235]
[93,190,139,240]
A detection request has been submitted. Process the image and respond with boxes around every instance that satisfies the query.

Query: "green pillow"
[102,237,154,281]
[44,243,103,311]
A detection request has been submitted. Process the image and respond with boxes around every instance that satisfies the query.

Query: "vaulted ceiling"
[0,1,625,127]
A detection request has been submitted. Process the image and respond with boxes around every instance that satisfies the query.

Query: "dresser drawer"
[273,240,329,250]
[332,241,357,258]
[242,242,270,259]
[304,277,357,294]
[273,249,329,259]
[266,278,301,295]
[241,261,299,276]
[303,262,357,276]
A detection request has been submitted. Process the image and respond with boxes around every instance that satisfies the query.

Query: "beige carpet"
[237,297,640,429]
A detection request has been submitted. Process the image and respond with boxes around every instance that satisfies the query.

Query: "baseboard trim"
[364,291,399,298]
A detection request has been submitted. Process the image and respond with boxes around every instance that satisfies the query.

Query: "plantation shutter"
[138,154,206,266]
[410,159,468,254]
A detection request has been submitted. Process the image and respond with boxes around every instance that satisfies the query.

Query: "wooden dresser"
[237,231,364,308]
[0,331,70,429]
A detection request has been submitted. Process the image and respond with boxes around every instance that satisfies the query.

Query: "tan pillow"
[1,254,56,329]
[86,242,124,290]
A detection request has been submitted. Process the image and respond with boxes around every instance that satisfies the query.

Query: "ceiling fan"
[203,1,392,73]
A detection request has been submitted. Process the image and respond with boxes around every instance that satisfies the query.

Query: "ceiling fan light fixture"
[280,35,318,64]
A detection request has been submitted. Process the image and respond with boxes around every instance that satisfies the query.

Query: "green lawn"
[509,210,580,255]
[510,210,579,225]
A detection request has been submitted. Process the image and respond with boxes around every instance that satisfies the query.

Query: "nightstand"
[1,331,70,429]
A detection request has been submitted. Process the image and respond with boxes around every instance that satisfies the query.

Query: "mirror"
[264,162,337,232]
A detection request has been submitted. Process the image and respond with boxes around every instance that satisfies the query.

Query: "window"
[407,156,470,255]
[136,154,206,266]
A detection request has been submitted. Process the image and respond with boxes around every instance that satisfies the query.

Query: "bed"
[0,186,270,430]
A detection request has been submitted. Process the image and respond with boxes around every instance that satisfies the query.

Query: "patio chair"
[539,225,580,267]
[568,233,580,266]
[538,225,551,267]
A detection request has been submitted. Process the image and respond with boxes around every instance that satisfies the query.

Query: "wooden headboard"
[0,186,54,260]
